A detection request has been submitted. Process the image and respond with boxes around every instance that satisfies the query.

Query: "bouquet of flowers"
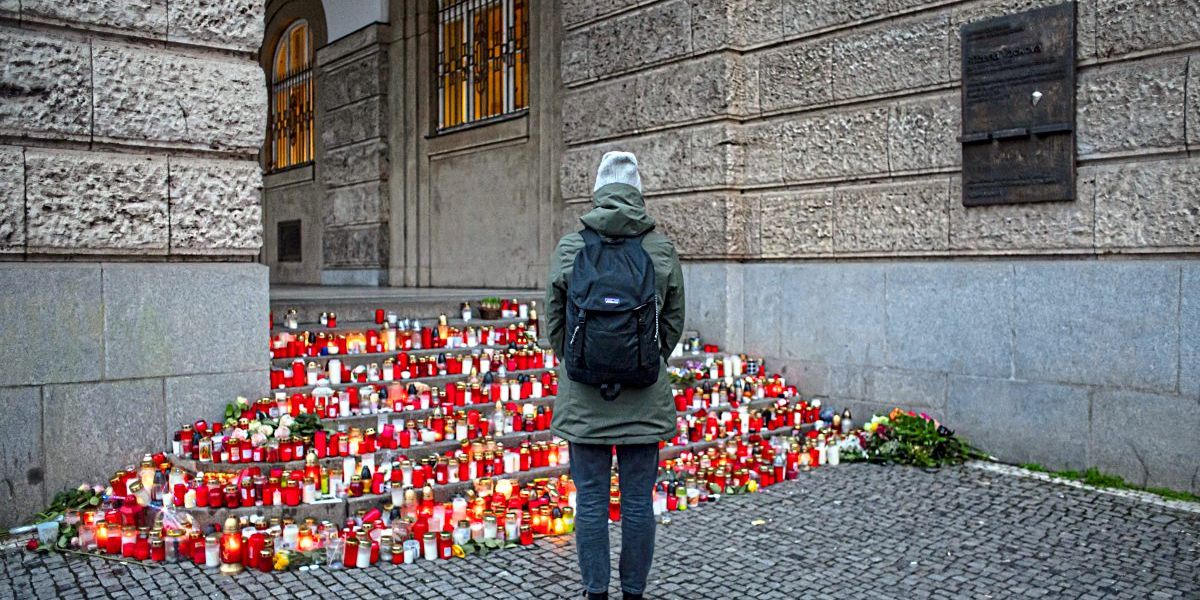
[846,408,986,468]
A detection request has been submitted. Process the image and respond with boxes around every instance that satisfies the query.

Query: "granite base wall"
[0,262,268,528]
[684,258,1200,494]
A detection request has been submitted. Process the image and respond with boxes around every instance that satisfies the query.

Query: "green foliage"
[283,548,326,570]
[218,408,325,441]
[858,411,986,468]
[1024,464,1200,503]
[27,487,104,549]
[1143,486,1200,503]
[35,487,101,524]
[290,413,324,438]
[840,447,867,463]
[457,538,517,558]
[1079,468,1126,489]
[668,370,697,386]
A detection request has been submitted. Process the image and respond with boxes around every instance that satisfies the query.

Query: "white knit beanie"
[592,151,642,192]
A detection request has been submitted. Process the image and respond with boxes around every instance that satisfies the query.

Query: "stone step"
[270,316,531,337]
[176,464,571,529]
[172,429,558,475]
[285,393,777,430]
[172,421,811,529]
[174,394,787,475]
[270,341,551,369]
[275,395,560,432]
[270,286,542,325]
[271,367,556,395]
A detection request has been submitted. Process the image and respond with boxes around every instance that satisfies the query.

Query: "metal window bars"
[436,0,529,131]
[268,65,315,171]
[268,22,314,172]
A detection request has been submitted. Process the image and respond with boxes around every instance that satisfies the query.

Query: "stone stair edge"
[175,394,795,476]
[270,316,531,336]
[173,422,812,527]
[271,293,544,325]
[272,367,556,396]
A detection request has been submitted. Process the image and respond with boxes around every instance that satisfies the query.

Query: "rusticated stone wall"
[559,0,1199,493]
[559,0,1200,258]
[0,2,268,527]
[1,3,266,257]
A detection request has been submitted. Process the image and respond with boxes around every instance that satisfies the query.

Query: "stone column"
[316,24,391,286]
[0,0,268,527]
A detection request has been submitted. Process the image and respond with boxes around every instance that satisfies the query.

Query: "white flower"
[279,414,296,428]
[250,432,267,447]
[230,428,249,441]
[275,425,291,440]
[257,424,274,438]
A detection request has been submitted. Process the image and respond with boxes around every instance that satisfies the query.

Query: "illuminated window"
[268,20,315,172]
[436,0,529,131]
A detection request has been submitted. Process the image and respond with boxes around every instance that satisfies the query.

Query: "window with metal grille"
[436,0,529,132]
[268,20,315,172]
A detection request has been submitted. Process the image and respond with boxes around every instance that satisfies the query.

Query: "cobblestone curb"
[967,460,1200,515]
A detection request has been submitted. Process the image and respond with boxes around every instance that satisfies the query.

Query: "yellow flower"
[452,544,467,559]
[746,480,758,493]
[273,551,290,571]
[865,421,878,433]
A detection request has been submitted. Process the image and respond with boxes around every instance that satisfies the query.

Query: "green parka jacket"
[546,183,686,446]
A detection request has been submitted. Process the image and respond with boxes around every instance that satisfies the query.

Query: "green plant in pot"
[477,297,503,320]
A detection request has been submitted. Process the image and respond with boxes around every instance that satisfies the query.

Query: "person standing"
[546,151,686,600]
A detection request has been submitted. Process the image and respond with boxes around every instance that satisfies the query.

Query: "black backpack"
[564,227,660,401]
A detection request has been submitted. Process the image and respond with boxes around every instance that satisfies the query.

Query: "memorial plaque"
[960,3,1075,206]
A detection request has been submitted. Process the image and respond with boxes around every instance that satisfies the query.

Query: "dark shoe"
[623,593,644,600]
[582,591,608,600]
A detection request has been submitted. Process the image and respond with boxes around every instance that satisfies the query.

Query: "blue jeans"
[569,442,659,596]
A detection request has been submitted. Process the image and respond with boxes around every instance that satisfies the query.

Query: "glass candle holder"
[422,533,437,561]
[504,512,519,541]
[355,535,370,568]
[36,521,59,546]
[121,527,137,557]
[204,535,220,568]
[403,539,421,564]
[482,515,498,540]
[282,524,299,549]
[452,520,471,546]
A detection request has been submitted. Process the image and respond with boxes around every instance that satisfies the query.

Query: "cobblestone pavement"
[2,463,1197,599]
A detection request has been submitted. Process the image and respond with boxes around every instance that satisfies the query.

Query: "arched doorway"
[260,0,328,284]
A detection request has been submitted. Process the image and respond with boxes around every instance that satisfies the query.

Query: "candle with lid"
[452,520,471,546]
[204,534,220,568]
[219,517,243,575]
[422,533,437,561]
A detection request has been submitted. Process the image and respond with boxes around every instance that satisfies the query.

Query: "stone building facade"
[2,0,1197,529]
[558,0,1199,492]
[262,0,561,287]
[0,2,268,526]
[263,1,1197,492]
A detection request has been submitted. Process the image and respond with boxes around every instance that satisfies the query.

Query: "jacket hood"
[579,183,656,237]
